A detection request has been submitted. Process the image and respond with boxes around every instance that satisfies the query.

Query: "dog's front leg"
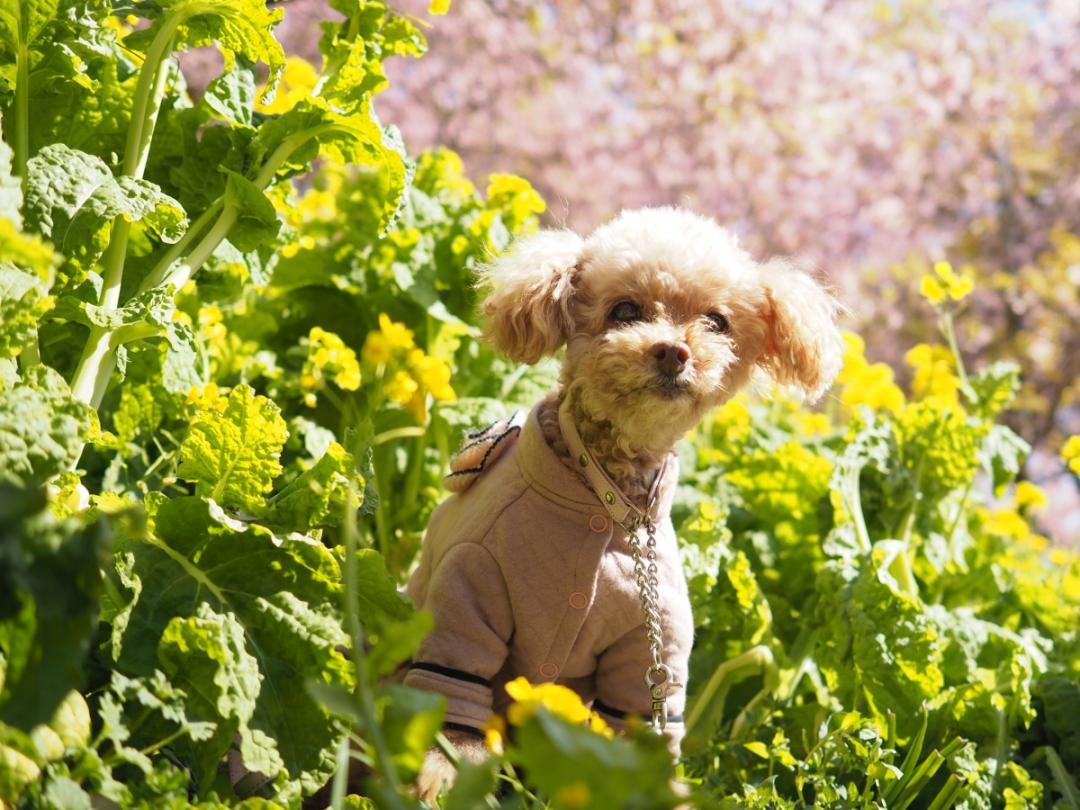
[416,729,489,804]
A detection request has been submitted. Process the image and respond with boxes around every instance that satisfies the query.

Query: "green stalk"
[137,200,223,294]
[159,203,239,292]
[123,13,185,178]
[1044,746,1080,809]
[940,310,969,390]
[14,44,29,178]
[684,646,778,736]
[328,734,351,810]
[69,15,181,406]
[893,750,945,810]
[883,709,927,804]
[924,774,963,810]
[253,124,340,188]
[341,477,407,808]
[156,124,340,294]
[842,465,872,553]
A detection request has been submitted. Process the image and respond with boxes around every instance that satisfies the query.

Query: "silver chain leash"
[622,513,682,731]
[556,395,681,733]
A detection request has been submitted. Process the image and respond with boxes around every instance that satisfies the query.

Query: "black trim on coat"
[594,699,684,724]
[443,722,485,739]
[407,661,492,688]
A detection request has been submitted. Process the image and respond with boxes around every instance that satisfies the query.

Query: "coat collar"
[515,403,679,519]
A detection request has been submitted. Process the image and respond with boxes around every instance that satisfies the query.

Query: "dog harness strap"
[556,398,667,527]
[557,397,681,732]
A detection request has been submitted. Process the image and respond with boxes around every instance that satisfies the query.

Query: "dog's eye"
[609,301,642,324]
[705,312,730,333]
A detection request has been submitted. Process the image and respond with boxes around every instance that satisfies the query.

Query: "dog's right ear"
[477,229,584,364]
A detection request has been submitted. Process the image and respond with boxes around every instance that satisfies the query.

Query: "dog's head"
[478,207,843,452]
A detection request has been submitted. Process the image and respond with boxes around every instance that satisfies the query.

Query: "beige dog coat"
[404,405,693,751]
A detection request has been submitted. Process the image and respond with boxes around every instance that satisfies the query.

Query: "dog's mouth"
[646,376,692,399]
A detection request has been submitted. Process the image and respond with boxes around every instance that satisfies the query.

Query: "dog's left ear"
[756,259,844,402]
[477,229,584,364]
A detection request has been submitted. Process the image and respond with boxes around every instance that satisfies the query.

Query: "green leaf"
[979,423,1029,493]
[444,758,497,810]
[318,1,426,112]
[177,384,288,513]
[511,708,680,809]
[814,548,945,738]
[0,263,52,359]
[259,441,356,532]
[251,99,408,230]
[158,602,275,779]
[111,383,165,444]
[54,284,174,333]
[128,0,284,99]
[1036,676,1080,773]
[202,60,256,126]
[365,611,432,680]
[377,684,444,776]
[22,144,187,289]
[106,494,351,796]
[94,669,216,789]
[349,547,413,625]
[0,0,63,53]
[965,361,1021,421]
[0,365,93,486]
[223,169,281,252]
[0,485,110,731]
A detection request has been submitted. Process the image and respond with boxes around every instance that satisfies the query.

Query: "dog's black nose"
[654,342,690,377]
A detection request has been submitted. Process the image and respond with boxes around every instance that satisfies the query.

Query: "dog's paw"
[443,413,523,492]
[416,747,457,804]
[415,730,490,804]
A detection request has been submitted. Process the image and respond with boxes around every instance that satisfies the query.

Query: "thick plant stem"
[940,310,969,389]
[341,478,407,808]
[1044,746,1080,809]
[685,646,778,736]
[159,204,239,292]
[14,45,29,179]
[69,18,180,406]
[123,16,183,178]
[137,200,223,294]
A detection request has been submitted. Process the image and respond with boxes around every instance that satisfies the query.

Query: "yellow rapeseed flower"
[186,382,228,413]
[794,411,831,436]
[303,327,361,393]
[919,260,975,306]
[410,351,456,401]
[836,333,905,413]
[984,508,1032,541]
[486,173,546,226]
[361,332,392,367]
[1063,435,1080,475]
[503,677,613,738]
[1014,481,1048,511]
[198,305,227,341]
[482,715,505,755]
[378,313,415,351]
[385,370,419,405]
[905,343,959,406]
